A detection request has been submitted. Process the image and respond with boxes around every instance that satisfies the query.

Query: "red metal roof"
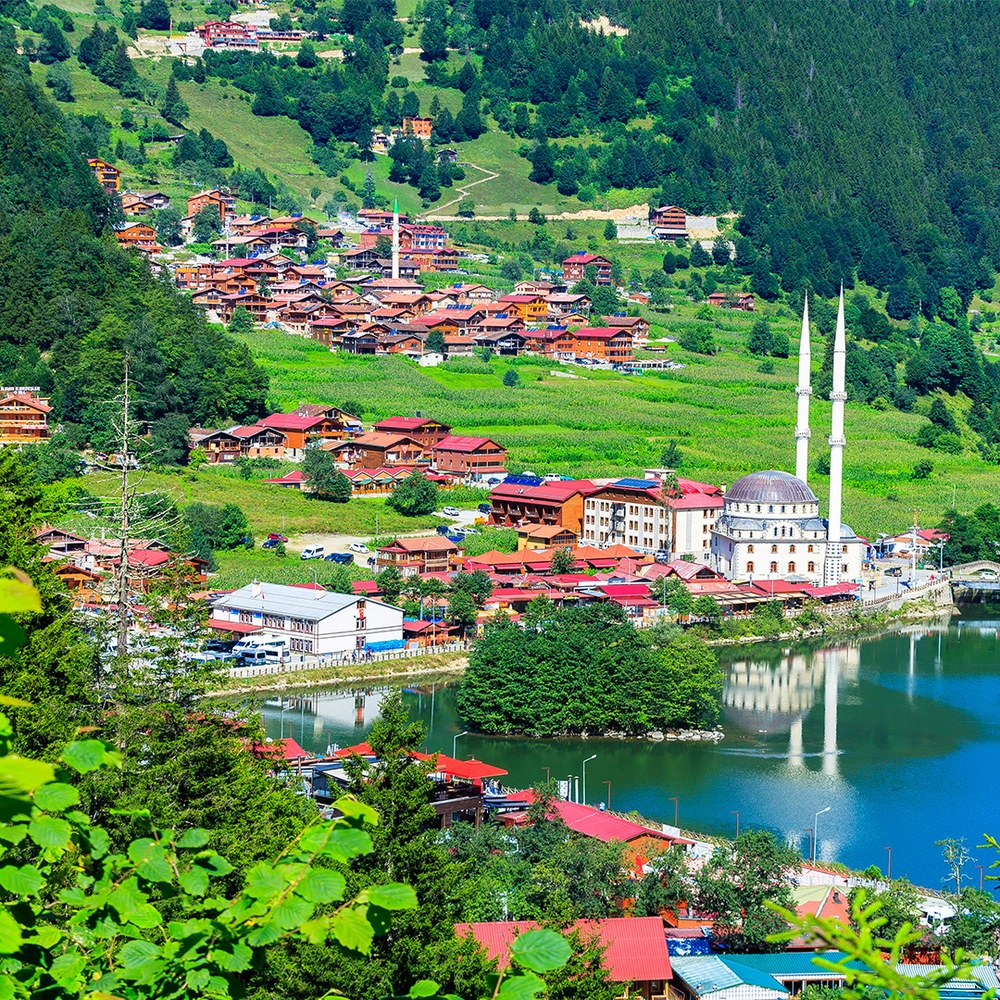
[263,470,311,483]
[375,416,448,432]
[489,479,596,503]
[257,413,324,431]
[509,790,674,845]
[804,582,859,598]
[434,435,502,453]
[455,917,671,983]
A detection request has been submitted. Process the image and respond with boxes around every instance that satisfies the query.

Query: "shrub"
[911,459,934,480]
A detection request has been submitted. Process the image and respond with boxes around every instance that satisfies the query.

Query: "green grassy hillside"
[232,324,996,543]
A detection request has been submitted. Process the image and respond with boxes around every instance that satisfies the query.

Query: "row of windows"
[290,618,316,633]
[734,502,816,514]
[747,561,816,574]
[290,638,313,652]
[747,544,816,554]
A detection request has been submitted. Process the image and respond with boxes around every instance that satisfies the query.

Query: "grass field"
[232,324,999,542]
[77,467,441,538]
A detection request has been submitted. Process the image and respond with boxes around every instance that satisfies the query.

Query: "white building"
[210,583,403,656]
[709,471,863,584]
[581,476,724,561]
[710,291,863,585]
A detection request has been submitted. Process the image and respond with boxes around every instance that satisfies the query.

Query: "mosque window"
[781,527,786,537]
[788,562,795,573]
[756,505,761,513]
[747,544,754,553]
[842,545,848,553]
[768,505,774,513]
[842,562,849,573]
[747,561,754,573]
[774,528,778,537]
[808,561,815,572]
[781,505,786,513]
[770,561,778,573]
[771,544,778,553]
[808,544,814,552]
[789,545,796,553]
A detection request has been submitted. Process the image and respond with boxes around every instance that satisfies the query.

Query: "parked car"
[301,545,325,560]
[442,506,460,517]
[436,525,452,535]
[267,532,289,542]
[324,552,354,564]
[348,543,370,554]
[455,527,478,537]
[478,503,492,514]
[885,566,903,577]
[262,538,281,549]
[203,639,238,653]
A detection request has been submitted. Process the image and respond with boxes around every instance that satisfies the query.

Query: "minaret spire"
[824,286,847,585]
[794,294,812,484]
[391,197,400,280]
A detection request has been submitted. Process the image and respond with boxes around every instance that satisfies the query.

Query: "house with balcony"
[432,435,506,479]
[376,536,460,576]
[0,389,52,444]
[562,252,613,285]
[488,477,597,535]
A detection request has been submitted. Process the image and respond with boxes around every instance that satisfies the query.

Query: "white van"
[301,545,325,560]
[237,648,277,668]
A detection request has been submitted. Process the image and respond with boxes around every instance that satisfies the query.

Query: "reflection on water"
[239,616,999,886]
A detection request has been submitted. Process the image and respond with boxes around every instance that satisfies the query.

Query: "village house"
[210,583,403,657]
[53,564,104,606]
[187,189,235,221]
[114,222,161,253]
[376,536,459,576]
[516,523,578,550]
[309,317,351,348]
[562,252,613,285]
[227,425,287,460]
[602,314,650,346]
[496,293,548,324]
[196,21,258,47]
[34,527,87,559]
[349,432,426,468]
[489,477,597,535]
[120,193,156,217]
[582,475,724,561]
[555,326,634,365]
[649,204,688,240]
[515,280,557,295]
[402,116,434,139]
[432,435,507,480]
[340,329,379,355]
[473,330,527,356]
[293,404,362,436]
[707,291,756,311]
[256,411,348,458]
[373,416,451,449]
[0,389,52,444]
[453,283,497,304]
[87,158,120,192]
[546,293,592,318]
[190,428,242,463]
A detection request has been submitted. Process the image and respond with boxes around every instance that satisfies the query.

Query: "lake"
[252,615,1000,887]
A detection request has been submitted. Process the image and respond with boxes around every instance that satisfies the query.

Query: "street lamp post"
[804,827,814,862]
[976,865,985,891]
[731,811,740,839]
[883,846,892,880]
[669,797,679,827]
[453,730,468,758]
[813,807,831,863]
[582,754,597,804]
[602,780,612,810]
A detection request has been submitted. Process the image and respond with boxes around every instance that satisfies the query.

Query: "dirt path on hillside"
[423,162,500,217]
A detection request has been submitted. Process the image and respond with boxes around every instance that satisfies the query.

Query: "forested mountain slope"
[629,0,1000,308]
[0,42,268,445]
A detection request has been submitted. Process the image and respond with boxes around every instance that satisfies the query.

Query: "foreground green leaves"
[0,715,418,999]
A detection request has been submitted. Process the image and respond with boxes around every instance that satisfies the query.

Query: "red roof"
[597,584,651,599]
[257,413,324,431]
[207,619,261,634]
[288,582,327,591]
[128,549,170,567]
[749,580,808,594]
[434,435,503,453]
[375,417,447,432]
[567,327,630,340]
[804,582,859,598]
[509,790,679,845]
[490,479,596,503]
[563,253,611,265]
[455,917,671,983]
[263,469,311,484]
[352,580,381,595]
[333,743,506,780]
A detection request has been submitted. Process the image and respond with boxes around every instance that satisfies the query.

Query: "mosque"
[710,291,864,585]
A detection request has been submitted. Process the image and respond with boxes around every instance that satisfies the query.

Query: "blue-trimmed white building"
[210,583,403,656]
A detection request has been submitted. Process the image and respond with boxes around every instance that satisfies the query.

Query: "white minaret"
[391,197,400,280]
[794,294,812,484]
[824,287,847,585]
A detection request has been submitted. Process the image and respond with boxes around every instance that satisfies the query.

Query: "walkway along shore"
[207,582,958,698]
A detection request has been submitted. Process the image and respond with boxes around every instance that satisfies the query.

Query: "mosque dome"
[724,470,818,505]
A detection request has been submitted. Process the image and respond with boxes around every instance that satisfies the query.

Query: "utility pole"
[116,356,132,659]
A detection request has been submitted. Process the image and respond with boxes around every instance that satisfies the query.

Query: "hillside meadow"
[233,324,998,542]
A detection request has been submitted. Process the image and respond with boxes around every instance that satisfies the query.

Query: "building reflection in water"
[723,645,860,780]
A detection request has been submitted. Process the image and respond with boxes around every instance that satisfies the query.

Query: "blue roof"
[672,956,789,996]
[613,478,658,490]
[733,953,853,976]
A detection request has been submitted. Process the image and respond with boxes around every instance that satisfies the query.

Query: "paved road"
[281,507,482,567]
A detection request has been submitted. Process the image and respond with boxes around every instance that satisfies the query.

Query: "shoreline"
[207,595,957,699]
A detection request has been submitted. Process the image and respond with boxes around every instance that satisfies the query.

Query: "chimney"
[251,579,261,598]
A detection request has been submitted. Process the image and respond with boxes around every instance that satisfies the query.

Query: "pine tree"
[362,169,377,208]
[160,74,188,125]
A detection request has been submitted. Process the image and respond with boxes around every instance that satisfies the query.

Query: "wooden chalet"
[0,389,52,443]
[373,417,451,448]
[114,223,161,253]
[649,204,688,240]
[562,252,613,285]
[376,535,459,576]
[432,435,506,479]
[87,158,120,192]
[349,432,426,469]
